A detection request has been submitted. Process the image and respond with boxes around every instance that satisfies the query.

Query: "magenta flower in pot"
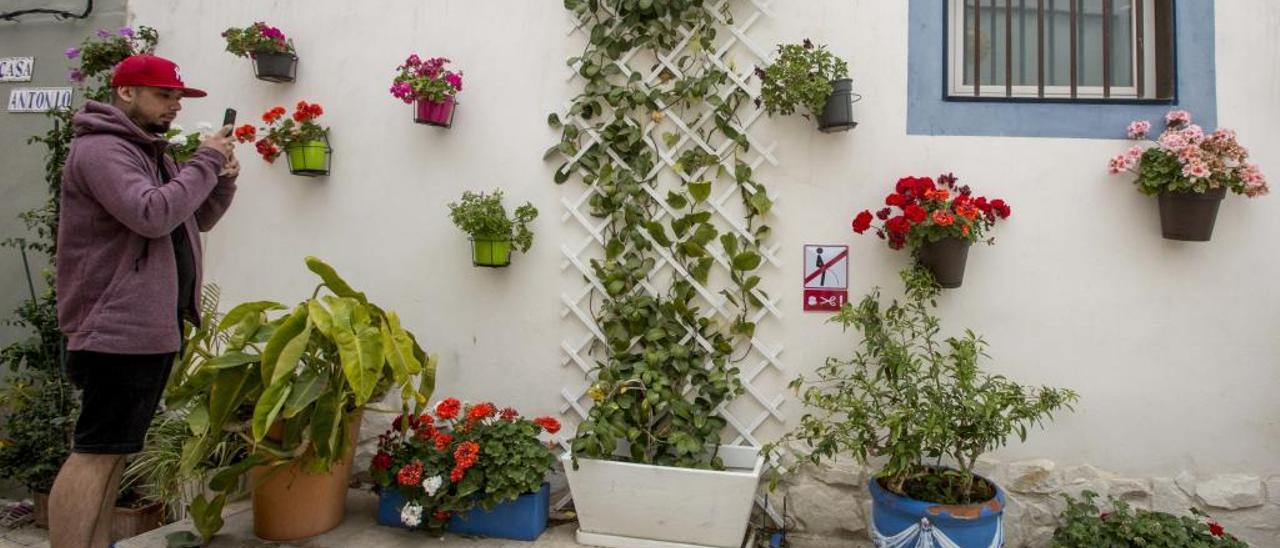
[391,54,462,128]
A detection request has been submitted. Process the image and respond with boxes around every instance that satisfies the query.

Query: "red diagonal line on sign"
[803,249,848,286]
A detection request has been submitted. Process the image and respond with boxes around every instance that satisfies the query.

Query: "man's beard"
[142,120,171,134]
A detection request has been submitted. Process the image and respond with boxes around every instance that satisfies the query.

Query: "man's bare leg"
[90,456,126,547]
[49,453,125,548]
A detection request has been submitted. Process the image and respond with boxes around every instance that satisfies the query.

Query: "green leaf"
[732,251,763,271]
[645,221,672,247]
[201,351,259,370]
[186,403,209,435]
[217,301,284,333]
[307,299,333,338]
[165,531,203,548]
[304,256,367,302]
[554,162,571,184]
[282,367,327,419]
[720,233,739,256]
[188,493,226,544]
[310,391,343,462]
[207,367,260,435]
[251,376,293,442]
[749,191,773,215]
[261,306,308,384]
[662,132,679,148]
[383,311,423,377]
[665,191,688,210]
[547,113,562,128]
[329,299,383,405]
[688,180,712,203]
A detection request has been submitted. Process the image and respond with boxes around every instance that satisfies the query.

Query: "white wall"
[126,0,1280,479]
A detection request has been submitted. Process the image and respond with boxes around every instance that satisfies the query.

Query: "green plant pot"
[472,238,512,267]
[285,139,330,177]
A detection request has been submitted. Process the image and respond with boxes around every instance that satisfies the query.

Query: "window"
[946,0,1175,101]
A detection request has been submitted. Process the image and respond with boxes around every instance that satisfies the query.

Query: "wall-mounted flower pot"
[915,237,971,288]
[249,411,361,541]
[869,476,1005,547]
[415,97,456,128]
[285,135,331,177]
[251,52,298,83]
[471,237,511,268]
[1157,186,1226,241]
[817,78,859,133]
[377,482,550,541]
[562,445,763,548]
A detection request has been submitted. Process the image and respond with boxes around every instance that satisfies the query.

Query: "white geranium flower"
[168,133,187,145]
[400,501,423,527]
[422,475,443,497]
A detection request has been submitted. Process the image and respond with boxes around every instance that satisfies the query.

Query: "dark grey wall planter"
[252,52,297,83]
[817,78,859,133]
[1157,187,1227,241]
[915,237,971,288]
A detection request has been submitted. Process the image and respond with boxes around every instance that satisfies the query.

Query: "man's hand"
[199,124,235,159]
[218,154,240,178]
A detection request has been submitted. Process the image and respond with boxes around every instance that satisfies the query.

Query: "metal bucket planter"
[415,97,457,128]
[817,78,860,133]
[251,52,297,83]
[471,237,511,267]
[1157,187,1227,241]
[869,476,1005,547]
[915,237,972,288]
[377,483,550,541]
[285,135,331,177]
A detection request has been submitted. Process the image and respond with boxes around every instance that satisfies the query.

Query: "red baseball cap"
[110,54,207,98]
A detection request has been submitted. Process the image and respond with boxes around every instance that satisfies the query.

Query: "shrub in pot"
[371,398,559,540]
[852,173,1011,288]
[756,39,857,132]
[765,267,1078,547]
[169,257,438,543]
[222,22,298,83]
[1052,491,1246,547]
[1109,110,1269,241]
[390,55,463,127]
[447,190,537,267]
[236,101,331,177]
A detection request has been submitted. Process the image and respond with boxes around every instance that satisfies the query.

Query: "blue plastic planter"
[377,483,550,541]
[868,476,1005,547]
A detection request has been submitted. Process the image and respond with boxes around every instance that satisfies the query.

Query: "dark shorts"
[66,350,175,454]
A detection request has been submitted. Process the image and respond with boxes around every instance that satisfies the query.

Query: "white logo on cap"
[173,67,183,83]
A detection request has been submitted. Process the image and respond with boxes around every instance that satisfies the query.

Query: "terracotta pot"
[32,491,49,529]
[249,411,362,541]
[111,500,165,541]
[915,237,972,288]
[1157,187,1226,241]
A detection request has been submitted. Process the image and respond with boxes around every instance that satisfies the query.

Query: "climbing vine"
[549,0,773,469]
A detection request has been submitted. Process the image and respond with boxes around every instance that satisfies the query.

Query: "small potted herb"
[390,55,463,127]
[236,101,331,177]
[852,173,1011,288]
[447,190,537,267]
[222,22,298,83]
[1053,491,1246,547]
[1109,110,1268,241]
[755,39,857,133]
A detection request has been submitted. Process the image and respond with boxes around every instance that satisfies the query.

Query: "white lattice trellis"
[553,0,787,526]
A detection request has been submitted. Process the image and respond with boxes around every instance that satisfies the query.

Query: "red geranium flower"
[1208,521,1224,537]
[499,407,520,421]
[435,398,462,420]
[932,210,955,226]
[415,420,437,441]
[467,402,497,423]
[904,204,926,224]
[533,416,561,434]
[851,211,874,234]
[433,511,450,522]
[885,216,910,235]
[433,432,453,450]
[876,207,892,221]
[371,451,392,472]
[990,199,1012,219]
[885,193,906,207]
[233,124,256,143]
[397,460,423,486]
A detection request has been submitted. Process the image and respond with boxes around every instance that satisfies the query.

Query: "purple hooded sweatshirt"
[56,100,237,354]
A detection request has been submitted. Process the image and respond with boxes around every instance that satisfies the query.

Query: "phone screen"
[222,108,237,128]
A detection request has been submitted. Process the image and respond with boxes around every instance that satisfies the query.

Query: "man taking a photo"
[49,54,239,548]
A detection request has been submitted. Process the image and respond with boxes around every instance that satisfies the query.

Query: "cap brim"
[180,87,207,98]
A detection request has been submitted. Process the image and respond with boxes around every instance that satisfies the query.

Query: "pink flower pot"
[415,97,455,127]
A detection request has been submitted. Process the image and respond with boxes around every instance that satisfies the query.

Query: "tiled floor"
[0,525,48,548]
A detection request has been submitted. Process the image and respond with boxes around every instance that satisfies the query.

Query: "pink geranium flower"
[1126,120,1151,139]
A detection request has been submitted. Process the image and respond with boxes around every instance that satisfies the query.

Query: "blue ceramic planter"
[377,483,550,541]
[868,476,1005,548]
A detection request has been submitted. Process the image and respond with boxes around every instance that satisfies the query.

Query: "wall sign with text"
[7,87,72,113]
[0,57,34,82]
[803,244,848,312]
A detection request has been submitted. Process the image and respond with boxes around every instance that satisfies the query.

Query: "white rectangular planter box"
[562,444,764,548]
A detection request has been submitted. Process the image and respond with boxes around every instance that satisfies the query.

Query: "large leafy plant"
[755,39,849,118]
[370,398,559,531]
[1052,491,1246,548]
[765,267,1078,504]
[551,0,774,471]
[447,190,538,252]
[171,257,437,543]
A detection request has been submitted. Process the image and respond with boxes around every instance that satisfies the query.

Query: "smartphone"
[222,108,237,134]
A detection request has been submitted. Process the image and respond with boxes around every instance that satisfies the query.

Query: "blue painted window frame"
[907,0,1216,138]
